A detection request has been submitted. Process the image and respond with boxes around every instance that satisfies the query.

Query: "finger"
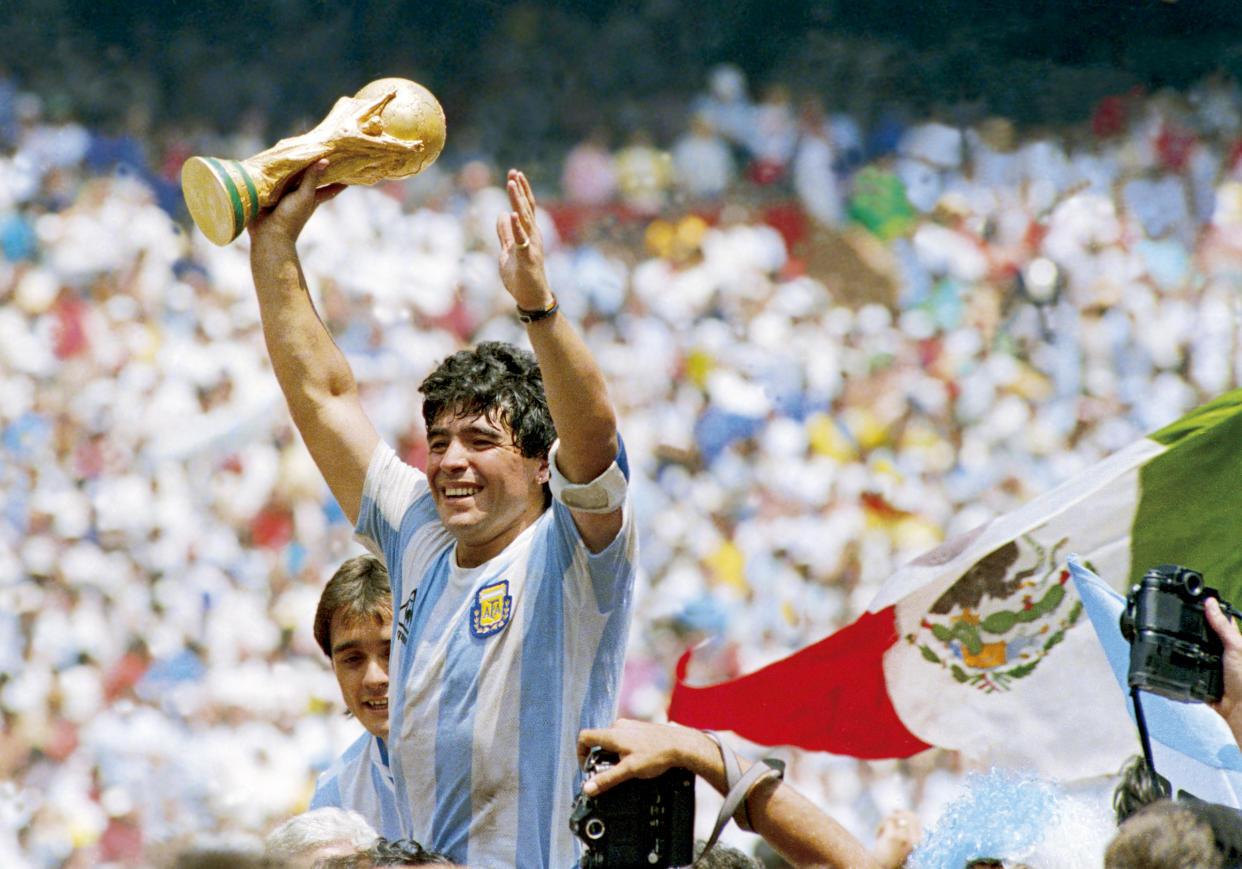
[503,212,533,251]
[301,158,330,187]
[577,729,619,761]
[582,757,637,796]
[516,169,535,204]
[1207,598,1242,646]
[507,174,536,228]
[506,181,531,233]
[577,730,604,767]
[506,172,524,210]
[316,182,347,205]
[496,213,516,249]
[278,159,328,204]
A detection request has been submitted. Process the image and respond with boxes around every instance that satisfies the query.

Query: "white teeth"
[444,487,476,497]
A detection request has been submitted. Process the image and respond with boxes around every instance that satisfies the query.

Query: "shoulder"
[356,442,439,547]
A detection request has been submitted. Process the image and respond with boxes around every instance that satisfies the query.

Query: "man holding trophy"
[237,81,638,869]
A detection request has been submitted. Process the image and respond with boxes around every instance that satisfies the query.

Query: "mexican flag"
[668,389,1242,786]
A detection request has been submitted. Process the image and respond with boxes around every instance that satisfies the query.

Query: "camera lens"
[1182,571,1204,598]
[584,818,606,841]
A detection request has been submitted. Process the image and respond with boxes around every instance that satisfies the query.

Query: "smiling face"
[329,610,391,740]
[425,409,550,567]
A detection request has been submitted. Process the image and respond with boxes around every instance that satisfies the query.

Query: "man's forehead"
[429,407,511,435]
[330,610,392,647]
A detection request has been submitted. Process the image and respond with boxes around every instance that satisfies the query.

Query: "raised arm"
[577,720,883,869]
[248,160,380,525]
[496,169,622,552]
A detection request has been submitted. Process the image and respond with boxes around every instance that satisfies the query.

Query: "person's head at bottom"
[1105,799,1225,869]
[264,808,379,868]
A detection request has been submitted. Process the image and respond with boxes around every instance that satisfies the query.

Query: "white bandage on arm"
[547,439,627,513]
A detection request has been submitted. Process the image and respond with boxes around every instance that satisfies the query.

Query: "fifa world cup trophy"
[181,78,446,245]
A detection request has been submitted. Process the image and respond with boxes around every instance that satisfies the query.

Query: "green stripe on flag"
[1148,388,1242,447]
[1131,387,1242,598]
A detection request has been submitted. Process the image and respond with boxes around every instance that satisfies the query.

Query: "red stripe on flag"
[667,605,931,759]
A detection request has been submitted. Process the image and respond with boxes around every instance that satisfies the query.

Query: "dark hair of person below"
[694,838,761,869]
[314,836,456,867]
[1112,753,1172,825]
[418,341,556,461]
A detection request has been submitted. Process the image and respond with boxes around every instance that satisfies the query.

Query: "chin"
[437,504,481,526]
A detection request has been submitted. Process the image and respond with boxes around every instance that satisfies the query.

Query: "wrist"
[516,295,558,324]
[682,728,729,784]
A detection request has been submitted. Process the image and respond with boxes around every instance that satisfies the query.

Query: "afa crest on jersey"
[470,580,513,638]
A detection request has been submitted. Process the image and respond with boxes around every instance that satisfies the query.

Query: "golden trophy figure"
[181,78,446,245]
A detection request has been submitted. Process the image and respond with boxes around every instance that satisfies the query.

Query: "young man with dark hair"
[309,555,400,839]
[249,163,637,869]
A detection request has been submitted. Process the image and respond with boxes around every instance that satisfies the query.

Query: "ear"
[534,455,550,485]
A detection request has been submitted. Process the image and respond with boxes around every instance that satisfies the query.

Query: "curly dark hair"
[419,341,555,460]
[1113,754,1172,825]
[312,837,454,868]
[368,838,455,865]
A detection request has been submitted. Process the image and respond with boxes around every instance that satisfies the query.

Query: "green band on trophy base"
[205,158,247,241]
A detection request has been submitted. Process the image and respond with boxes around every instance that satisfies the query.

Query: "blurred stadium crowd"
[4,37,1242,867]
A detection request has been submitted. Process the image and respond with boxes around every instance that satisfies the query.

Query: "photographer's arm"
[1206,598,1242,749]
[577,720,882,869]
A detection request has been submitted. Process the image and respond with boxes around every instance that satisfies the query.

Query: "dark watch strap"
[516,297,559,323]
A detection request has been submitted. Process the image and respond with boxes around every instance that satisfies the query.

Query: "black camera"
[1120,564,1242,704]
[569,746,695,869]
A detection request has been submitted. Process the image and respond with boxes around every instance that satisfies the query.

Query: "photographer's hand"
[1206,597,1242,749]
[577,719,715,796]
[577,720,883,869]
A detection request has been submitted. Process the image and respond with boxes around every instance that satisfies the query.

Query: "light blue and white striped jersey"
[309,731,402,840]
[355,440,637,869]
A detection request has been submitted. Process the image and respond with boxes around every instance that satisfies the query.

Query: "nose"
[438,436,470,469]
[363,657,388,688]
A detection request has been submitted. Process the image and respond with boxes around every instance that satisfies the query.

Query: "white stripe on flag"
[878,438,1165,780]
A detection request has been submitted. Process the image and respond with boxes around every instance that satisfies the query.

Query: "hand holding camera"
[574,720,883,869]
[1206,595,1242,749]
[1120,565,1242,705]
[571,727,695,869]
